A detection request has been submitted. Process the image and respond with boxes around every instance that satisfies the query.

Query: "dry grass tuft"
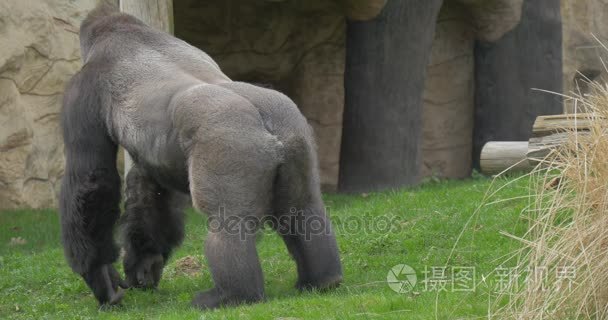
[496,79,608,319]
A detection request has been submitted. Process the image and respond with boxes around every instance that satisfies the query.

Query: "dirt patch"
[174,256,203,277]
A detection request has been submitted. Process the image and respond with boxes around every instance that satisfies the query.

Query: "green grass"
[0,176,530,319]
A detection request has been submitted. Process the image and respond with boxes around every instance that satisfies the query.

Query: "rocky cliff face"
[0,0,380,208]
[456,0,524,42]
[421,0,524,178]
[422,3,475,179]
[0,0,602,209]
[561,0,608,112]
[0,0,97,209]
[0,0,522,208]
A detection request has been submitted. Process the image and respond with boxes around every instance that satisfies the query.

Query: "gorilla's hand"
[83,264,128,305]
[125,254,164,289]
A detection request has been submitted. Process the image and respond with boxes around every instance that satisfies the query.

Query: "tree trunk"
[119,0,174,177]
[339,0,443,193]
[473,0,563,169]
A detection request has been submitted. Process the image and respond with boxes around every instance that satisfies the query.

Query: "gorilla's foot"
[191,288,265,310]
[296,274,343,292]
[191,288,222,310]
[83,264,128,306]
[124,254,164,289]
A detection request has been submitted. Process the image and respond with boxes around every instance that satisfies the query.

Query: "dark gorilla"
[59,2,342,309]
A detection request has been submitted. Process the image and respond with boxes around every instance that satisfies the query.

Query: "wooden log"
[528,132,568,160]
[480,114,599,174]
[480,141,531,175]
[527,131,586,161]
[532,113,595,137]
[119,0,173,177]
[528,113,595,163]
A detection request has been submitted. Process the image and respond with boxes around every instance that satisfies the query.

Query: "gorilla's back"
[83,12,234,191]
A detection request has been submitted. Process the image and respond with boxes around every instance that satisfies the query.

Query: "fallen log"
[480,142,531,175]
[532,113,595,137]
[480,113,596,175]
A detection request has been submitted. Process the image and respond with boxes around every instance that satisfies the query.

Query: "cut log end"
[480,141,531,175]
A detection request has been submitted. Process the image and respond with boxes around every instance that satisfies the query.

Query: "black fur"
[59,2,342,309]
[60,66,124,304]
[121,165,187,289]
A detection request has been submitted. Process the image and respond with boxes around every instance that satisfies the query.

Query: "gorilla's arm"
[121,165,188,289]
[59,68,127,305]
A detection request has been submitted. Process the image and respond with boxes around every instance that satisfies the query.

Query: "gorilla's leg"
[121,165,188,289]
[188,140,277,310]
[216,82,343,291]
[273,137,343,291]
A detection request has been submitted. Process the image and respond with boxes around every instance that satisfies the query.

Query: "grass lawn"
[0,175,530,319]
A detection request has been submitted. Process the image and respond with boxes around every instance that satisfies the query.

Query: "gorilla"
[59,2,342,309]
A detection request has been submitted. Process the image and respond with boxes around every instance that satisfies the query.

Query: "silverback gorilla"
[59,2,342,309]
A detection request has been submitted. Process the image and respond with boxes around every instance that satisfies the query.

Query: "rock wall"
[0,0,383,209]
[561,0,608,112]
[0,0,522,209]
[421,0,523,178]
[0,0,566,208]
[422,3,475,178]
[0,0,97,209]
[456,0,524,42]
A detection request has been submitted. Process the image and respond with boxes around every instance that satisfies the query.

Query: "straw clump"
[499,80,608,319]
